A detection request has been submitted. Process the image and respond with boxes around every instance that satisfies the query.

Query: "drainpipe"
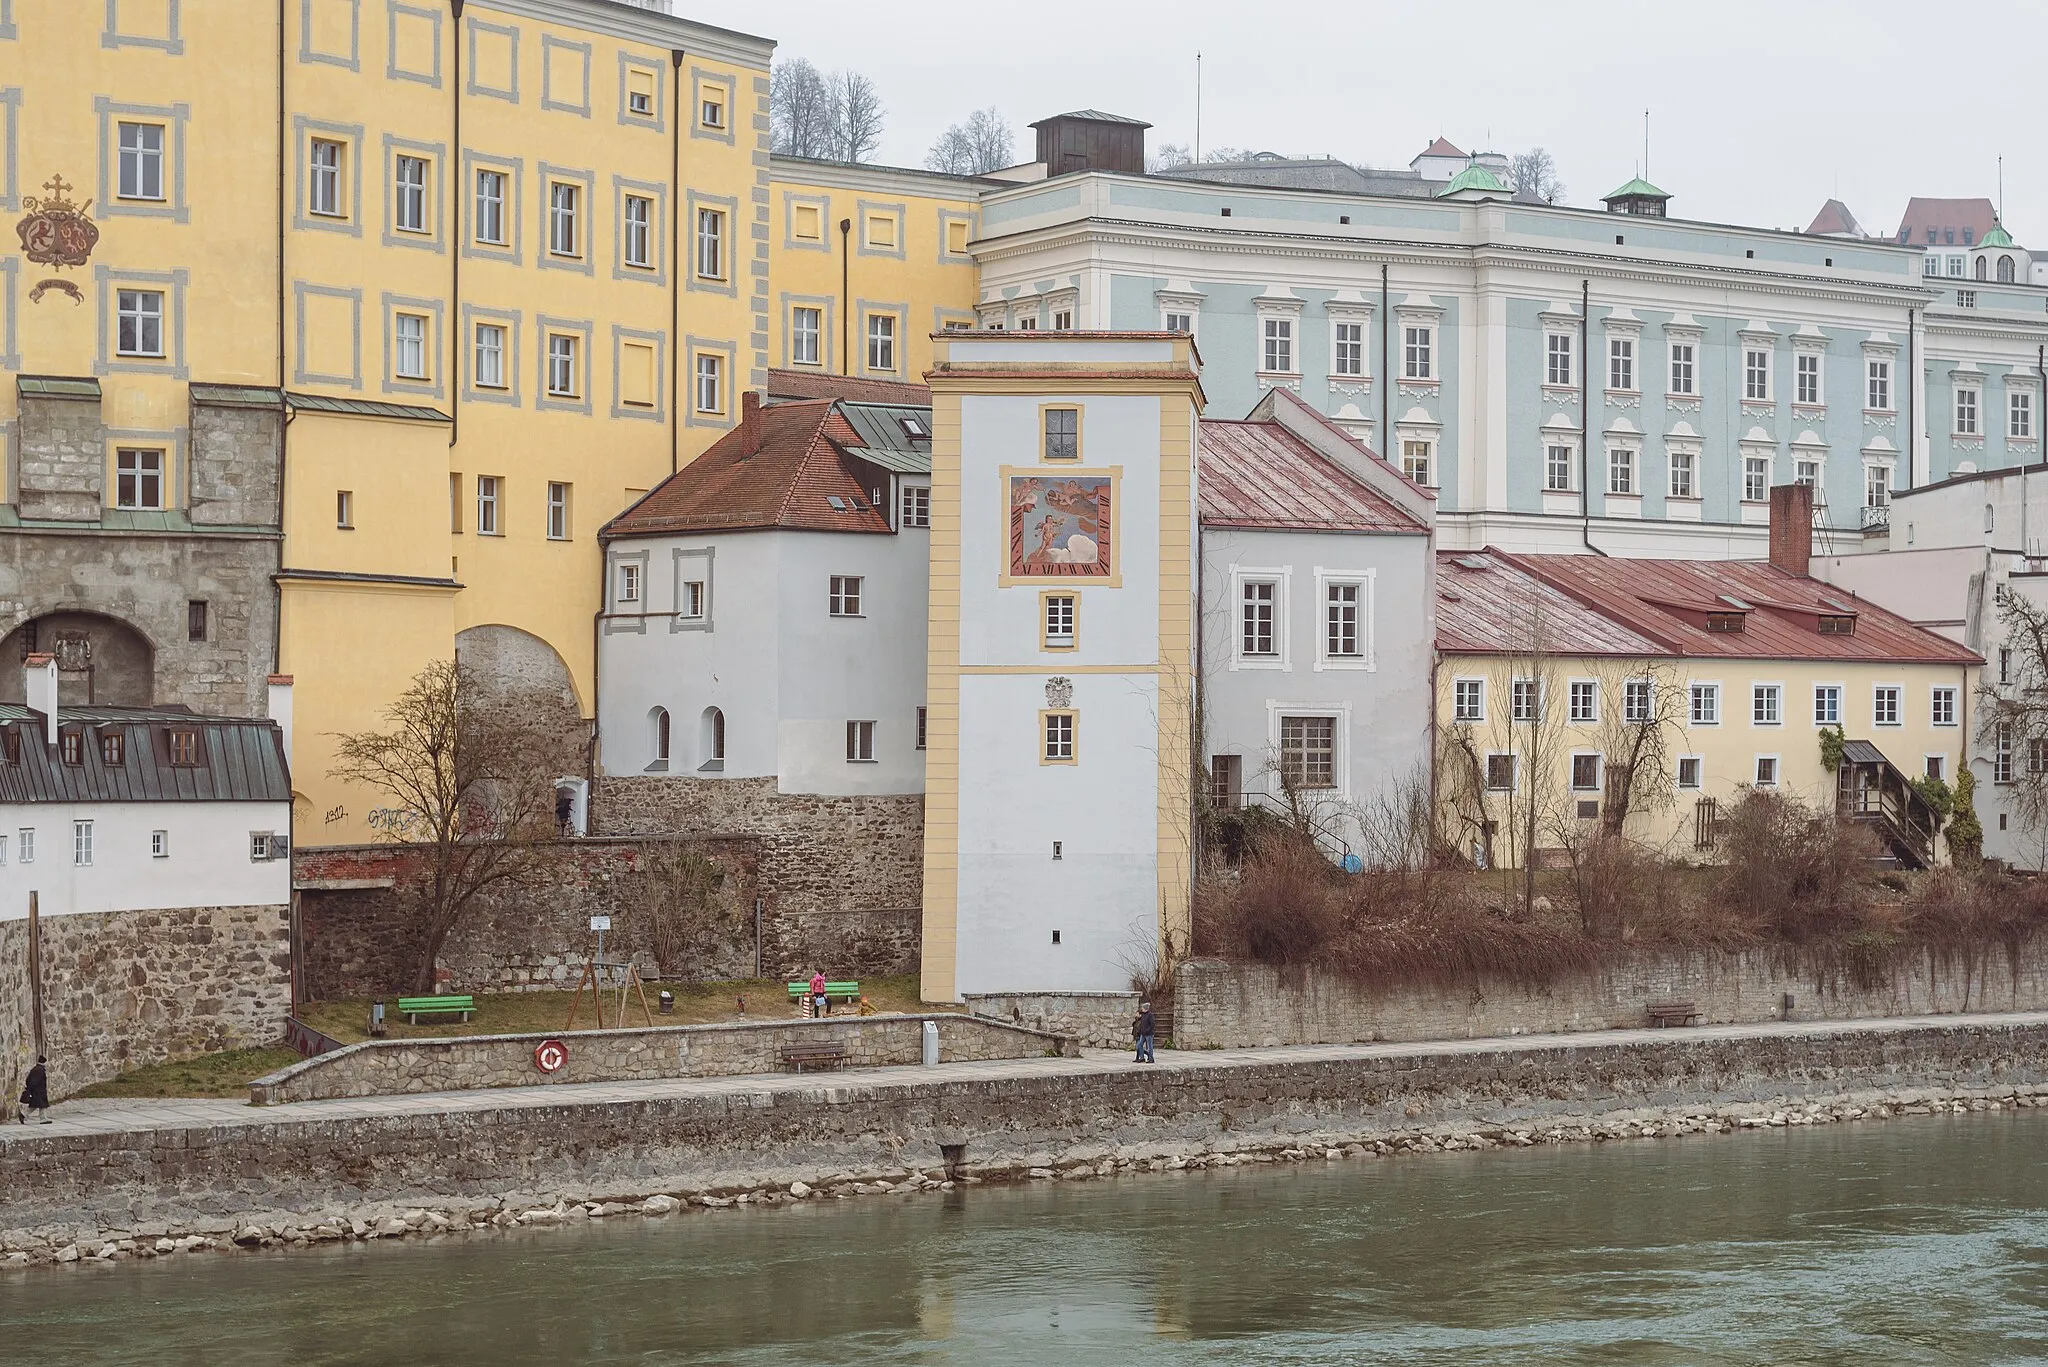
[1379,262,1390,455]
[840,218,853,375]
[1906,307,1917,491]
[449,1,464,451]
[1579,279,1605,555]
[669,48,686,474]
[273,0,291,671]
[2031,342,2044,563]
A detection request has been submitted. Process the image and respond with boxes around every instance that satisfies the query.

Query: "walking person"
[809,968,829,1019]
[1132,1002,1156,1064]
[17,1056,50,1124]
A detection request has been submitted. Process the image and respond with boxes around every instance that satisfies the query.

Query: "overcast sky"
[760,0,2042,242]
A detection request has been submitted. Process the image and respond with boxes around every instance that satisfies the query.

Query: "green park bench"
[786,981,860,1011]
[397,994,476,1025]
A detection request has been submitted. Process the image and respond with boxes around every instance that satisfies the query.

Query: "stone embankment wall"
[964,992,1140,1049]
[594,775,923,979]
[1173,944,2048,1049]
[0,905,290,1102]
[5,1017,2046,1240]
[248,1013,1071,1103]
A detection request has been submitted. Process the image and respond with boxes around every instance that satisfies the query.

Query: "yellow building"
[1,0,770,841]
[764,156,983,386]
[1432,523,1981,869]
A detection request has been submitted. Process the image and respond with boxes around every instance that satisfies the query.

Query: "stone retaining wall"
[964,992,1141,1049]
[5,1016,2046,1238]
[1173,942,2048,1049]
[247,1013,1072,1103]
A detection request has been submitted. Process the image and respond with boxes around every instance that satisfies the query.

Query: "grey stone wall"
[14,391,104,522]
[248,1013,1072,1103]
[964,992,1141,1049]
[5,1016,2046,1236]
[595,775,924,980]
[0,905,292,1100]
[1173,944,2048,1049]
[188,398,283,528]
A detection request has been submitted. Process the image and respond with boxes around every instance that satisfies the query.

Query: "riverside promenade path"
[12,1009,2048,1145]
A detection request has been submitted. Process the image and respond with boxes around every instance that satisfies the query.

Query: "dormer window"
[898,414,929,440]
[100,730,124,765]
[0,727,17,765]
[1705,612,1746,633]
[1818,614,1855,635]
[60,730,84,765]
[166,728,200,767]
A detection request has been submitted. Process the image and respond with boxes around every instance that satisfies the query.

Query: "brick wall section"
[594,775,925,979]
[247,1014,1073,1103]
[296,837,761,999]
[5,1018,2046,1234]
[1173,945,2048,1048]
[0,905,291,1101]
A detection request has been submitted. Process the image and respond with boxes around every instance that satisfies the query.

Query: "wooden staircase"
[1835,740,1939,870]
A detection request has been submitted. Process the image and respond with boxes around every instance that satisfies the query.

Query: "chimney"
[23,653,57,746]
[1769,482,1814,576]
[267,673,295,765]
[738,389,762,458]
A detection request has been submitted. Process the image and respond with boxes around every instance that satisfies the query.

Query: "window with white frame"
[1795,352,1821,406]
[1669,449,1697,499]
[1743,454,1769,503]
[115,448,164,510]
[1042,711,1075,763]
[473,323,506,389]
[1164,309,1195,336]
[394,154,428,234]
[547,333,579,397]
[474,168,507,245]
[1867,357,1892,411]
[791,306,821,367]
[1754,755,1779,787]
[1795,455,1822,487]
[1677,755,1703,789]
[546,482,570,540]
[1043,593,1076,648]
[2002,646,2015,684]
[1546,333,1573,387]
[901,484,930,528]
[846,720,876,763]
[623,194,653,269]
[117,289,164,357]
[117,121,164,200]
[1752,683,1781,725]
[1866,462,1891,509]
[1814,684,1842,725]
[1669,341,1696,396]
[1279,716,1337,789]
[1744,348,1771,401]
[1241,580,1278,657]
[1332,321,1365,377]
[1691,683,1720,725]
[73,819,93,867]
[1570,753,1602,791]
[1624,679,1652,723]
[1545,443,1573,492]
[1568,680,1598,724]
[829,574,863,616]
[1511,678,1541,723]
[1873,684,1902,725]
[1261,316,1295,373]
[1402,324,1433,379]
[309,137,345,217]
[1053,308,1073,330]
[1956,386,1980,435]
[1607,445,1635,496]
[1401,439,1433,487]
[1931,686,1957,727]
[1996,725,2015,782]
[2012,390,2034,440]
[476,475,502,535]
[548,181,580,257]
[1453,678,1484,722]
[1484,752,1518,791]
[1608,336,1635,392]
[17,828,32,865]
[393,312,427,380]
[614,561,640,604]
[680,580,706,619]
[694,352,723,413]
[695,206,723,279]
[866,314,896,372]
[1324,581,1363,660]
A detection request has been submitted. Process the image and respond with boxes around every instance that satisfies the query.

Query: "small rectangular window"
[549,181,581,257]
[117,289,165,357]
[627,68,656,117]
[151,829,168,859]
[188,600,208,642]
[2012,391,2034,440]
[901,485,931,529]
[1932,687,1957,727]
[1873,685,1902,726]
[1752,684,1781,725]
[1241,581,1277,657]
[1453,678,1484,722]
[117,121,165,200]
[474,323,506,389]
[547,333,579,397]
[1744,455,1769,503]
[73,819,94,868]
[394,154,429,234]
[1484,753,1517,792]
[1608,336,1635,392]
[1043,593,1077,649]
[694,352,723,414]
[865,314,897,372]
[791,306,821,367]
[1042,407,1080,461]
[1957,388,1980,436]
[336,489,354,529]
[309,137,345,217]
[615,561,641,604]
[546,482,570,540]
[1669,342,1696,396]
[1691,683,1720,725]
[1744,348,1771,401]
[1754,756,1779,787]
[249,832,273,862]
[1164,310,1194,335]
[1669,449,1696,499]
[1926,755,1946,781]
[1333,321,1365,377]
[1262,316,1295,373]
[1568,680,1598,724]
[1325,582,1362,659]
[696,206,724,279]
[680,580,706,619]
[1795,352,1821,406]
[1571,753,1602,791]
[393,312,428,380]
[700,92,725,129]
[1607,446,1634,496]
[474,168,507,245]
[847,719,877,763]
[60,730,83,766]
[166,728,199,766]
[1545,444,1574,492]
[1867,358,1891,411]
[1042,711,1076,763]
[1279,716,1336,789]
[115,448,165,510]
[1677,756,1702,789]
[624,194,653,268]
[917,706,928,751]
[1511,679,1541,723]
[829,574,864,616]
[1546,333,1573,387]
[1402,440,1433,488]
[17,828,33,864]
[476,475,502,536]
[1814,685,1842,725]
[1402,325,1432,379]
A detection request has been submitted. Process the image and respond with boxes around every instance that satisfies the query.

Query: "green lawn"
[73,1046,304,1101]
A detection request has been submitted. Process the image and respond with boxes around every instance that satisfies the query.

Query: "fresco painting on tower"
[1007,473,1115,578]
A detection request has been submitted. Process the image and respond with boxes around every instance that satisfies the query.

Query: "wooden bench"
[786,981,860,1015]
[1646,999,1701,1028]
[397,994,476,1025]
[778,1041,847,1074]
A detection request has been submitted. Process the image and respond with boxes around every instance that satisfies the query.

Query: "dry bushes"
[1716,791,1879,943]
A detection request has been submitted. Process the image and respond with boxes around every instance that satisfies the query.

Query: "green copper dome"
[1437,161,1509,198]
[1603,176,1669,202]
[1980,222,2016,248]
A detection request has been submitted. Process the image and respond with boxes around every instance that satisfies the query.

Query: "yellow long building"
[1,0,771,841]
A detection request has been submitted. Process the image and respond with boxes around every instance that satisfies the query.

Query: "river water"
[5,1112,2047,1365]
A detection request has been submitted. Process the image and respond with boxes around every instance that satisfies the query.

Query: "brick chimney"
[23,652,57,745]
[737,388,762,458]
[1769,482,1814,576]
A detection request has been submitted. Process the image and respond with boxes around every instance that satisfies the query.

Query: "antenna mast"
[1644,109,1650,181]
[1195,52,1202,163]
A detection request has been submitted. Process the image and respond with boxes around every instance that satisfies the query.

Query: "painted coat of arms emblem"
[17,174,99,303]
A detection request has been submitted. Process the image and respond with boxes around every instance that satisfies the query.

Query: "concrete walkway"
[12,1010,2048,1144]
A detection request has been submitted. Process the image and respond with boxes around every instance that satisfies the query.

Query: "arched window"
[1999,255,2016,283]
[700,707,725,772]
[649,707,670,771]
[1974,255,1989,280]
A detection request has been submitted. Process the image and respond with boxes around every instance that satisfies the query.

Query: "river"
[4,1111,2046,1365]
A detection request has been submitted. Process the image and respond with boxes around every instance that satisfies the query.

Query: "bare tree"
[770,58,835,159]
[617,842,744,981]
[926,107,1014,175]
[1589,659,1687,836]
[330,659,573,992]
[826,69,886,164]
[1510,148,1564,203]
[1980,593,2048,856]
[1147,143,1192,173]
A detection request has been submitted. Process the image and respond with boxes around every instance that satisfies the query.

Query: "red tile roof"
[1437,549,1981,665]
[766,369,931,406]
[1200,420,1427,534]
[1895,196,1998,245]
[1804,198,1863,236]
[603,400,893,537]
[1418,137,1464,158]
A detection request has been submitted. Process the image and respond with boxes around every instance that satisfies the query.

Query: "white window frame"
[1743,347,1772,402]
[394,153,429,235]
[1866,357,1893,412]
[1510,677,1542,724]
[547,332,579,398]
[1331,319,1365,378]
[1042,593,1077,650]
[1483,750,1519,793]
[1453,677,1486,723]
[474,322,507,389]
[115,447,165,510]
[1743,453,1770,504]
[1794,350,1823,407]
[1315,570,1373,671]
[1676,754,1704,790]
[1276,712,1342,792]
[1231,567,1289,670]
[1567,679,1599,724]
[546,482,570,541]
[474,167,507,246]
[1690,682,1721,726]
[73,819,93,868]
[1930,686,1958,728]
[791,305,821,367]
[1668,447,1697,500]
[623,193,653,269]
[309,137,345,218]
[1872,683,1903,727]
[393,312,428,380]
[1956,385,1980,437]
[1260,315,1296,375]
[829,574,864,617]
[1569,751,1604,793]
[694,352,723,414]
[548,181,581,258]
[2011,389,2035,441]
[1607,335,1636,393]
[117,120,165,201]
[1545,332,1573,388]
[846,720,877,764]
[1606,444,1636,497]
[865,313,897,373]
[16,828,33,865]
[1753,754,1781,789]
[900,484,931,529]
[614,560,640,605]
[117,289,165,358]
[1668,339,1697,397]
[1865,461,1893,510]
[1544,442,1575,493]
[476,475,502,536]
[1401,437,1435,489]
[1813,683,1843,727]
[1751,682,1782,727]
[1402,323,1434,380]
[1623,679,1652,724]
[695,205,724,280]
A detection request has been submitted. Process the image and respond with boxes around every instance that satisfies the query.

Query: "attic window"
[60,730,84,765]
[826,495,847,511]
[1705,612,1746,633]
[1818,614,1856,635]
[100,730,124,765]
[898,415,929,440]
[1453,555,1490,571]
[0,727,18,764]
[166,728,200,767]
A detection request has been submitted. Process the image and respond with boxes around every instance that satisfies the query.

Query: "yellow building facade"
[765,156,981,385]
[1,0,770,841]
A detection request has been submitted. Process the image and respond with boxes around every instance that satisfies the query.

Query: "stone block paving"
[13,1010,2048,1146]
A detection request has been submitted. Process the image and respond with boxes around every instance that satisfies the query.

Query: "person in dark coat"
[18,1056,50,1124]
[1132,1003,1156,1064]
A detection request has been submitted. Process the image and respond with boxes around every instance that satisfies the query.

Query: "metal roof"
[1436,552,1669,657]
[1033,109,1149,126]
[1840,740,1888,765]
[191,383,284,409]
[1200,420,1427,534]
[286,391,451,423]
[17,374,100,399]
[844,446,932,474]
[0,707,291,804]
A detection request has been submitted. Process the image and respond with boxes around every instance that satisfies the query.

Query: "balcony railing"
[1861,503,1891,530]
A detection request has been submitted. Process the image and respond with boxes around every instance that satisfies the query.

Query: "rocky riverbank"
[6,1081,2044,1271]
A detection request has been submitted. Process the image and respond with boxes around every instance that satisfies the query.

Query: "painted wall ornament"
[1044,676,1073,709]
[1008,473,1113,578]
[18,173,99,304]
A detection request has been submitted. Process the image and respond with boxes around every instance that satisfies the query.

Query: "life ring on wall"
[534,1039,569,1074]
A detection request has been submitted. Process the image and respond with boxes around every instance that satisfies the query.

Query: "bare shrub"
[1194,830,1342,968]
[617,843,743,980]
[1559,833,1669,941]
[1717,791,1878,943]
